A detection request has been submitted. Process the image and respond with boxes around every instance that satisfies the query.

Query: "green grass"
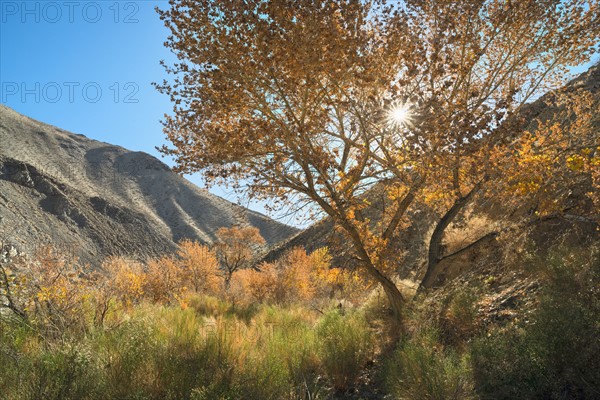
[384,328,475,400]
[0,299,375,399]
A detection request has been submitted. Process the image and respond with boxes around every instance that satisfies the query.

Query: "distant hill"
[0,105,298,264]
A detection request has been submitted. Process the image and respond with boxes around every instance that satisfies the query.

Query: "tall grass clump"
[234,305,322,399]
[316,309,375,391]
[0,317,100,400]
[384,327,475,400]
[440,287,481,346]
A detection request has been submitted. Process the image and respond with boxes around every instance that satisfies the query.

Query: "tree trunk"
[352,252,406,319]
[342,222,406,319]
[311,192,409,320]
[380,275,405,320]
[420,183,482,290]
[224,273,232,291]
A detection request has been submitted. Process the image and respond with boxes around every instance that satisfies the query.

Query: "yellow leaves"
[321,267,343,285]
[500,89,598,212]
[230,262,278,304]
[580,147,593,157]
[566,154,585,172]
[386,184,410,202]
[277,247,318,302]
[145,257,183,304]
[177,240,222,295]
[36,285,70,305]
[424,190,447,204]
[0,247,89,327]
[512,180,542,196]
[228,246,357,305]
[102,257,147,306]
[347,209,356,220]
[157,0,600,318]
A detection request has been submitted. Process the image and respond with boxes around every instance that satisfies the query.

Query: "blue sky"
[0,0,305,226]
[0,1,597,229]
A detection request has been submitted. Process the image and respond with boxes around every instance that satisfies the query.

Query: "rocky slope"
[0,105,298,264]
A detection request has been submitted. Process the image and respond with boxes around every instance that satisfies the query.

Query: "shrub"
[316,309,374,391]
[230,246,356,307]
[276,247,319,303]
[385,328,475,400]
[440,288,481,345]
[230,262,278,304]
[101,256,147,306]
[23,341,97,400]
[470,246,600,399]
[145,256,183,304]
[177,240,222,296]
[0,247,90,333]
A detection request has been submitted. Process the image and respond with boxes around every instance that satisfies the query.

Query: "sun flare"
[386,102,413,128]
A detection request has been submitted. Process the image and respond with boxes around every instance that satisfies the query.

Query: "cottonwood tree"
[214,226,265,288]
[156,0,599,318]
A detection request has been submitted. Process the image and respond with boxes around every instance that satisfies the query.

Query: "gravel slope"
[0,105,298,264]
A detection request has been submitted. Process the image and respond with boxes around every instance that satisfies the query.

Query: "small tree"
[101,257,147,307]
[214,226,265,288]
[145,256,183,304]
[157,0,599,317]
[177,239,222,295]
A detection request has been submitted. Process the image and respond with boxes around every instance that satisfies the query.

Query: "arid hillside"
[0,106,298,264]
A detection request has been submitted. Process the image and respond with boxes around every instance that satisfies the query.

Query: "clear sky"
[0,1,596,228]
[0,0,306,226]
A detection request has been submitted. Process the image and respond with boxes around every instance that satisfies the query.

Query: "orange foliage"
[145,256,182,304]
[277,247,316,302]
[101,256,146,306]
[228,246,365,306]
[499,90,599,217]
[95,241,222,308]
[0,246,88,330]
[156,0,599,316]
[177,239,222,295]
[214,226,265,288]
[0,242,371,331]
[230,262,278,304]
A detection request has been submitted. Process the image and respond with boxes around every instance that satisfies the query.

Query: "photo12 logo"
[1,82,140,104]
[1,1,140,24]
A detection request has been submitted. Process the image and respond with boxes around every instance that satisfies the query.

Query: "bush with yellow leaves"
[176,239,222,295]
[144,256,183,304]
[229,246,367,306]
[100,256,146,307]
[0,246,89,332]
[230,262,278,304]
